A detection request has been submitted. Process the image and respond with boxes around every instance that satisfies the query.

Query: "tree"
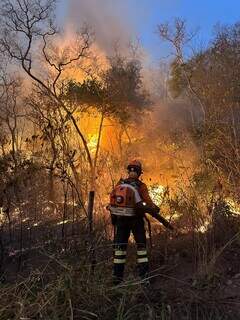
[0,74,23,165]
[158,18,206,124]
[160,20,240,188]
[0,0,97,234]
[63,54,150,168]
[0,0,94,175]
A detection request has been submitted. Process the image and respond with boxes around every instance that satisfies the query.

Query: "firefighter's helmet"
[127,160,143,175]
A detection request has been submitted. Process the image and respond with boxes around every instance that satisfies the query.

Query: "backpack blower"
[108,184,174,231]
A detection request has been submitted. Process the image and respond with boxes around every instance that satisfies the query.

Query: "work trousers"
[113,216,149,283]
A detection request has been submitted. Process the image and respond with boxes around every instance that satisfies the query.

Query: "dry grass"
[0,228,239,320]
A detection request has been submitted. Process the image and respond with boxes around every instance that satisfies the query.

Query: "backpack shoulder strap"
[135,179,143,188]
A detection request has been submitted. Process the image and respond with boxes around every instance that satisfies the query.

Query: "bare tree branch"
[158,18,206,123]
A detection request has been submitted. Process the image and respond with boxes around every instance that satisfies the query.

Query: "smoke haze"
[60,0,199,187]
[65,0,136,54]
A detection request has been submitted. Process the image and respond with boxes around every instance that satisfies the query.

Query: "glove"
[136,201,160,215]
[151,205,160,215]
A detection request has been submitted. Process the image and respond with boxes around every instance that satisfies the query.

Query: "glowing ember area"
[33,223,39,227]
[87,134,99,153]
[0,213,4,224]
[164,212,180,221]
[225,198,240,215]
[57,219,71,225]
[1,0,240,317]
[197,220,210,233]
[148,184,166,206]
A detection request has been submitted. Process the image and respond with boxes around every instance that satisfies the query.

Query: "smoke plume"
[65,0,136,54]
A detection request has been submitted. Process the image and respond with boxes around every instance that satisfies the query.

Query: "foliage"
[63,56,151,123]
[0,3,239,318]
[0,231,239,319]
[164,21,240,187]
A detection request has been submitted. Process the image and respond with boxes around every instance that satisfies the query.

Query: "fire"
[57,219,71,225]
[0,210,5,225]
[197,220,210,233]
[87,133,99,153]
[148,184,166,206]
[225,198,240,215]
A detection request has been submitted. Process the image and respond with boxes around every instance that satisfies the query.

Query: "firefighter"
[110,160,160,285]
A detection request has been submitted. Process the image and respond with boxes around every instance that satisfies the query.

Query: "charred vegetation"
[0,1,239,319]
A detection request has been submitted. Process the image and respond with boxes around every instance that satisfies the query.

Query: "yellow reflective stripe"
[137,257,148,263]
[114,258,126,264]
[114,250,127,256]
[137,250,147,256]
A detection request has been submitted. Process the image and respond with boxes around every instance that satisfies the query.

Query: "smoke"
[65,0,136,54]
[61,0,199,189]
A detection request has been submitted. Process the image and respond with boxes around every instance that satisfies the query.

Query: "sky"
[57,0,240,64]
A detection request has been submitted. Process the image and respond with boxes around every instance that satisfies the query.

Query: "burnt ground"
[116,229,240,318]
[0,223,240,319]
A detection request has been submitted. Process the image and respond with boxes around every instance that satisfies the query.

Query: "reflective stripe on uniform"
[115,250,127,256]
[137,250,147,256]
[110,206,135,216]
[114,258,126,264]
[137,257,148,263]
